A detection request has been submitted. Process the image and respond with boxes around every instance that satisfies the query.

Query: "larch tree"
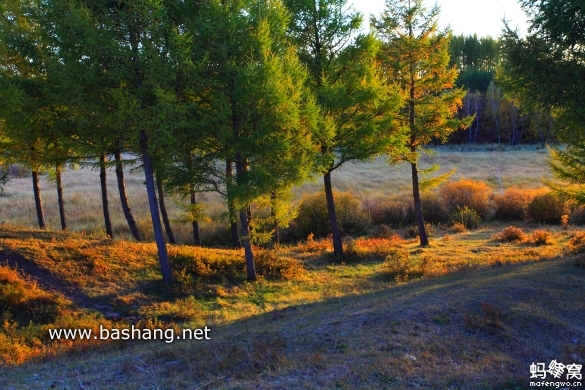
[144,0,318,278]
[0,0,69,230]
[284,0,403,255]
[372,0,471,246]
[45,0,200,283]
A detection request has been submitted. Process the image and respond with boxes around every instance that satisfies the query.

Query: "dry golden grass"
[0,222,583,388]
[0,146,553,245]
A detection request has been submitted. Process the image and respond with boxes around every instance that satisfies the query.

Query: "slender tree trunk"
[140,131,174,284]
[408,40,428,246]
[115,150,141,241]
[270,190,279,245]
[235,154,256,280]
[156,176,176,244]
[32,170,46,230]
[411,161,428,246]
[55,164,67,231]
[226,160,240,249]
[190,187,201,246]
[99,154,114,238]
[324,170,343,256]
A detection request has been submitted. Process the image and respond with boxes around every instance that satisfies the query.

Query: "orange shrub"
[345,235,405,261]
[494,187,541,221]
[568,231,585,253]
[529,230,554,245]
[494,226,526,242]
[440,179,492,218]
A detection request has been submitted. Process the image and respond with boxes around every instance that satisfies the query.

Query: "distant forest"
[449,34,554,145]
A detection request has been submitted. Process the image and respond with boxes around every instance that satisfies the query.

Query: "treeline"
[448,34,555,145]
[0,0,552,282]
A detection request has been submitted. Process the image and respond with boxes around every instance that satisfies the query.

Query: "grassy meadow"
[0,145,553,243]
[1,145,584,389]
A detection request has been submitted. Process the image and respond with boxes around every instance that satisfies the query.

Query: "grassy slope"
[0,224,584,389]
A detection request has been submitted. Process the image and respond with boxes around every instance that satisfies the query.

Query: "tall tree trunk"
[226,159,240,249]
[55,164,67,231]
[270,190,279,245]
[99,154,114,238]
[411,161,428,246]
[156,176,176,244]
[236,153,256,280]
[32,170,46,230]
[190,187,201,246]
[115,150,141,241]
[408,41,428,247]
[140,131,174,284]
[324,170,343,256]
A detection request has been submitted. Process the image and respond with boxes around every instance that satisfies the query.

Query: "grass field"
[0,221,584,389]
[2,145,583,389]
[0,145,554,244]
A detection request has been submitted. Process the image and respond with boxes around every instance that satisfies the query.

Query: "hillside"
[0,223,583,389]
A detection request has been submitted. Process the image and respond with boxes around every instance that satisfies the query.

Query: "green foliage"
[294,191,371,238]
[527,193,565,224]
[450,206,481,230]
[501,0,585,186]
[373,0,472,158]
[449,34,500,72]
[372,0,472,246]
[455,69,494,93]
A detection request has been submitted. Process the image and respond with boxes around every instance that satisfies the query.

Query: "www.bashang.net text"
[48,325,211,344]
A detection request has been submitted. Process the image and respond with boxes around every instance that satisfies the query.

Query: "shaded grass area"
[0,223,584,388]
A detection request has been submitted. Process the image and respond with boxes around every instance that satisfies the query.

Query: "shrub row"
[291,180,575,239]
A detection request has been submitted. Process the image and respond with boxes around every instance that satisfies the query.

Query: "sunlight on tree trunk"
[32,170,46,230]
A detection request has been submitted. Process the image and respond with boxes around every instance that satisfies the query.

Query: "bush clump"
[494,187,539,221]
[440,179,493,218]
[381,248,422,281]
[369,224,394,238]
[569,205,585,225]
[254,250,305,280]
[568,231,585,253]
[493,226,526,242]
[171,247,245,284]
[295,191,371,238]
[529,230,554,245]
[406,222,435,238]
[450,206,481,229]
[362,198,409,228]
[405,193,449,224]
[527,193,566,224]
[449,222,467,233]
